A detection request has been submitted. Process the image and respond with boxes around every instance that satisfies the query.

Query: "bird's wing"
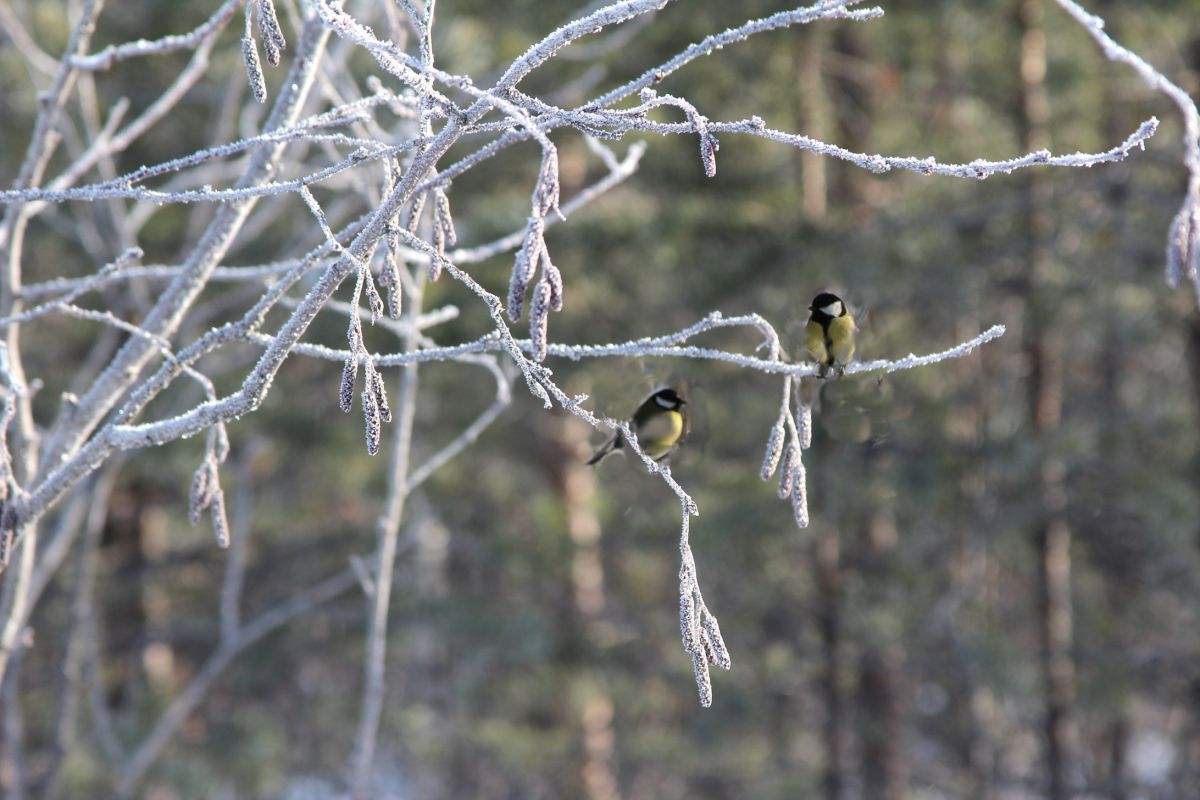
[805,320,829,365]
[586,431,624,465]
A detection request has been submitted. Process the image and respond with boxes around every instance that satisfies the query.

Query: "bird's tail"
[585,432,624,465]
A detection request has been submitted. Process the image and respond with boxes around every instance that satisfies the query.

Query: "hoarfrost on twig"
[256,0,287,67]
[760,421,785,481]
[242,5,268,104]
[0,0,1170,722]
[1052,0,1200,307]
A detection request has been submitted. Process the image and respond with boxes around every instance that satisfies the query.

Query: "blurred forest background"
[3,0,1200,798]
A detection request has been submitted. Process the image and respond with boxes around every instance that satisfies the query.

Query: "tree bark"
[796,25,830,221]
[1015,2,1078,797]
[856,449,909,800]
[815,530,847,800]
[1107,714,1129,800]
[829,24,878,215]
[860,647,909,800]
[545,417,620,800]
[950,316,1000,798]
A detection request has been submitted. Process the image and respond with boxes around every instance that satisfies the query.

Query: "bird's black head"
[809,292,846,320]
[650,387,686,410]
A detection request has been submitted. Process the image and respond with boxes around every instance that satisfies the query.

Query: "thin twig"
[115,568,359,799]
[1053,0,1200,306]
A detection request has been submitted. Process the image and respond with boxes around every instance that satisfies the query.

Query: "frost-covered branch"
[1053,0,1200,307]
[71,0,242,71]
[0,3,1175,785]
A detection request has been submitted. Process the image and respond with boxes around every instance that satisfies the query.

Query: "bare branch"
[0,0,1170,733]
[1053,0,1200,306]
[115,568,358,799]
[71,0,242,71]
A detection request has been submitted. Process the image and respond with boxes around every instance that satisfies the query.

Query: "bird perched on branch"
[586,386,688,465]
[805,291,856,378]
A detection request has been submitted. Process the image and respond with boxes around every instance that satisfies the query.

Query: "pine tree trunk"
[815,530,847,800]
[856,449,909,800]
[796,25,830,221]
[860,646,908,800]
[545,418,621,800]
[1015,2,1078,796]
[1107,715,1129,800]
[950,318,999,799]
[829,25,878,215]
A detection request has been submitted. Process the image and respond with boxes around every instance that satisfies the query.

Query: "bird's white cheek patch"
[654,395,675,409]
[821,302,842,316]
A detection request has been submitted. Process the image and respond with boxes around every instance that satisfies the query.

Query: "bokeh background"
[3,0,1200,797]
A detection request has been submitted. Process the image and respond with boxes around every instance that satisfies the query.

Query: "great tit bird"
[805,291,856,378]
[586,386,688,465]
